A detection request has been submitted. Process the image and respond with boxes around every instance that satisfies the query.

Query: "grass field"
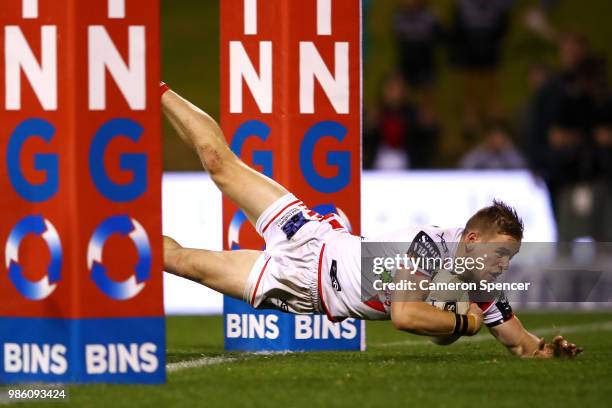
[8,312,612,408]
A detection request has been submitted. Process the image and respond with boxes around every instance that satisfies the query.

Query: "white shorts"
[243,194,347,315]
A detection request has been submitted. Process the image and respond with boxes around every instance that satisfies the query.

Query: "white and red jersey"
[248,194,514,327]
[319,226,514,327]
[320,226,461,320]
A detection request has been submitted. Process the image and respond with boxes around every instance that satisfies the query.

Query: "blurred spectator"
[363,73,438,170]
[523,0,563,41]
[546,55,606,177]
[517,62,552,152]
[591,103,612,241]
[524,33,591,207]
[450,0,514,136]
[526,61,551,91]
[524,31,612,241]
[594,98,612,182]
[392,0,444,116]
[580,76,612,242]
[459,122,526,169]
[410,108,440,169]
[364,73,414,169]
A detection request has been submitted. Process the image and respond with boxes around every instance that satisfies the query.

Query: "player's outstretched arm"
[391,302,484,337]
[390,267,483,337]
[489,316,583,358]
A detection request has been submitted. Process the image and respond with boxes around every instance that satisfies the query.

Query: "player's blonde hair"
[464,200,524,241]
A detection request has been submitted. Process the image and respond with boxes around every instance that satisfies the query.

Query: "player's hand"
[465,303,484,336]
[532,335,584,358]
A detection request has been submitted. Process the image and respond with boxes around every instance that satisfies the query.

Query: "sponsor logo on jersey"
[407,231,442,274]
[330,260,342,291]
[436,232,449,254]
[281,211,310,240]
[440,301,457,313]
[495,295,514,321]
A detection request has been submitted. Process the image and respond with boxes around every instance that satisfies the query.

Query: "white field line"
[166,321,612,373]
[166,350,296,373]
[166,356,239,373]
[372,320,612,348]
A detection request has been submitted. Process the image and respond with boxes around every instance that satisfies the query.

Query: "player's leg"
[163,236,260,300]
[161,88,289,226]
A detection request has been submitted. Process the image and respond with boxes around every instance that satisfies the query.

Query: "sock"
[160,81,170,96]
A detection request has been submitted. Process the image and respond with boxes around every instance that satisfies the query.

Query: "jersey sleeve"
[477,292,514,327]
